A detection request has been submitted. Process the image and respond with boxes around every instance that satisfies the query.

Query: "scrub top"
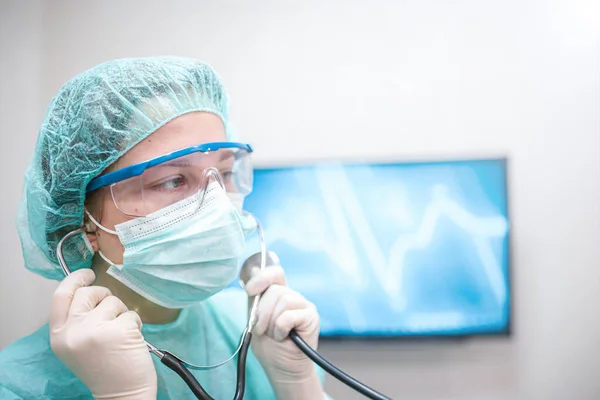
[0,288,326,399]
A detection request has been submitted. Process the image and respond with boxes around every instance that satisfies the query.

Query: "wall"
[0,0,60,356]
[1,1,599,399]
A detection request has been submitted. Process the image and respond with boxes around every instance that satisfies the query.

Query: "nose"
[201,167,226,191]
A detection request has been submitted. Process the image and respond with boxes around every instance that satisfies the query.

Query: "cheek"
[97,232,125,264]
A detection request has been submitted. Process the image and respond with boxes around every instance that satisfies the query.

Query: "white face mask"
[226,192,246,210]
[87,182,256,308]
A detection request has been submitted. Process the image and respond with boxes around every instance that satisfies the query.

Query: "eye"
[221,170,234,182]
[150,176,186,191]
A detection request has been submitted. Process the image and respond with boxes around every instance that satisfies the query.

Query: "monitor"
[241,158,510,337]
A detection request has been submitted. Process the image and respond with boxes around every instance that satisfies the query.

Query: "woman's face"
[86,111,227,264]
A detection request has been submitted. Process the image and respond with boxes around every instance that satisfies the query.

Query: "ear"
[83,213,100,252]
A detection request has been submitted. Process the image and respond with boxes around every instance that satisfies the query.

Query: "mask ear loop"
[82,208,122,268]
[83,208,118,235]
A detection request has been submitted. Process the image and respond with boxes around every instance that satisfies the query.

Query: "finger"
[245,265,287,297]
[50,269,96,328]
[267,292,307,340]
[252,284,287,336]
[273,307,318,342]
[70,286,113,316]
[91,295,129,320]
[116,310,143,331]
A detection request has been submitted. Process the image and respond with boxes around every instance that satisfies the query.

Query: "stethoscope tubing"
[56,223,392,400]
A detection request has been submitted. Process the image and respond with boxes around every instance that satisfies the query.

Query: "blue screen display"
[240,159,510,337]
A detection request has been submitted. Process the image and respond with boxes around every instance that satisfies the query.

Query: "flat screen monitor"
[240,158,510,337]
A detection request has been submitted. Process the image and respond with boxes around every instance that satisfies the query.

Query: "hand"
[244,265,320,379]
[49,269,157,400]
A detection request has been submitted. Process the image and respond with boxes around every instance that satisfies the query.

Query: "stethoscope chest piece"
[239,251,280,289]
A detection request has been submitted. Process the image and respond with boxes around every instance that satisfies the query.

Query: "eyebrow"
[145,150,235,171]
[153,159,193,168]
[219,151,235,161]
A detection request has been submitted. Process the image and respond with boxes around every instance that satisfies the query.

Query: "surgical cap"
[17,56,232,280]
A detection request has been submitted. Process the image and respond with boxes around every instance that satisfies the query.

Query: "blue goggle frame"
[86,142,253,194]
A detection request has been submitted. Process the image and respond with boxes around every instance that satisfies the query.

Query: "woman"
[0,57,329,399]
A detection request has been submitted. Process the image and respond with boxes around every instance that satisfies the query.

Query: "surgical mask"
[87,182,256,308]
[227,192,246,210]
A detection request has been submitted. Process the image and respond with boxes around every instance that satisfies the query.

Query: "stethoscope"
[56,219,392,400]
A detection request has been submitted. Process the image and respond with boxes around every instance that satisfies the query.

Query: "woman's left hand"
[244,264,320,380]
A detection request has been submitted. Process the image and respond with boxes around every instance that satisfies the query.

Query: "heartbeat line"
[262,164,509,316]
[384,185,508,310]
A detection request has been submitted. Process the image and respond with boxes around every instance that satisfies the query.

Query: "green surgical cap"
[17,56,231,280]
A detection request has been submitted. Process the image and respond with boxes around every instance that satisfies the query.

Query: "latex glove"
[49,269,157,400]
[245,265,320,379]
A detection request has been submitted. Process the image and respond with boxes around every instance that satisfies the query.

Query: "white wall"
[0,0,60,354]
[1,0,599,399]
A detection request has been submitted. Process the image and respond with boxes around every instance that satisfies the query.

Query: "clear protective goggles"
[86,142,253,217]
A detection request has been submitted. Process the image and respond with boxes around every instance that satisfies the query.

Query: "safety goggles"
[86,142,253,217]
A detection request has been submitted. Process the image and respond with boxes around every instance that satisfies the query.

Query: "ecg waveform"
[262,164,509,315]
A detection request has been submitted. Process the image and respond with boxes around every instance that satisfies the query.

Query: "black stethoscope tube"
[288,330,391,400]
[158,328,391,400]
[158,330,253,400]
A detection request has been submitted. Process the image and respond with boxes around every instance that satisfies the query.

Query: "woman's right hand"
[49,269,157,400]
